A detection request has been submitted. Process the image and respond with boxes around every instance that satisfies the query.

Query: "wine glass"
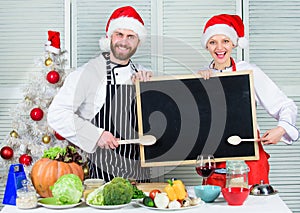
[195,154,216,185]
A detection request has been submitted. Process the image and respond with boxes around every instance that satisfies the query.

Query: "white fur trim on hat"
[201,24,238,49]
[44,41,60,54]
[107,16,147,43]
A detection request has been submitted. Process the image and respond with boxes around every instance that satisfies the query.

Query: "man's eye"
[128,35,136,40]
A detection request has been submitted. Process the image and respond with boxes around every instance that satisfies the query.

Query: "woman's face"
[206,34,235,66]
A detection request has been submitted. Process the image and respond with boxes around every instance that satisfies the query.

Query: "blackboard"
[136,71,258,167]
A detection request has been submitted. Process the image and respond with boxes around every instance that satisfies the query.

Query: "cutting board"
[136,182,167,192]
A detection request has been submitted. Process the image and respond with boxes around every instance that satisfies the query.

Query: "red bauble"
[30,107,44,121]
[54,131,65,140]
[46,70,60,84]
[1,146,14,160]
[19,154,33,166]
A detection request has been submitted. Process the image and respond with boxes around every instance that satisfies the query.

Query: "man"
[48,6,152,182]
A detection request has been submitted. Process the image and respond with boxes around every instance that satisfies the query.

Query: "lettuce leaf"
[86,183,107,205]
[50,174,83,204]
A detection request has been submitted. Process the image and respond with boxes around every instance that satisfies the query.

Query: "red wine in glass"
[195,154,216,185]
[196,164,215,178]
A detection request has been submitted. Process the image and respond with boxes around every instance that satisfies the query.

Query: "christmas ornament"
[83,166,89,177]
[10,130,19,138]
[42,135,51,144]
[45,57,53,66]
[82,162,89,178]
[45,31,61,54]
[46,70,60,84]
[54,131,65,140]
[0,146,14,160]
[19,154,33,166]
[30,107,44,121]
[24,96,31,102]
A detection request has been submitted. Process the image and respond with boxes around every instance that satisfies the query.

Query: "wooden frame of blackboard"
[136,70,259,167]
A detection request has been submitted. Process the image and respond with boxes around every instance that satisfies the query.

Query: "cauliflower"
[86,177,133,206]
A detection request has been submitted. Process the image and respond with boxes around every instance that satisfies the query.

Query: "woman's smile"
[215,51,226,59]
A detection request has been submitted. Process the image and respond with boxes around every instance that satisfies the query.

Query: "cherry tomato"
[149,189,161,200]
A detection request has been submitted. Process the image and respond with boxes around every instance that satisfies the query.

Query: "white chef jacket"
[47,54,148,153]
[205,60,299,144]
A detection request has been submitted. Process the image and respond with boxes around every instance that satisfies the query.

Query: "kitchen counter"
[1,193,292,213]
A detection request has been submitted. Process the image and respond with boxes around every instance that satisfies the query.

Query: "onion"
[154,193,169,209]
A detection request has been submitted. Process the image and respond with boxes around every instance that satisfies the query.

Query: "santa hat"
[201,14,248,49]
[99,6,147,51]
[45,30,61,54]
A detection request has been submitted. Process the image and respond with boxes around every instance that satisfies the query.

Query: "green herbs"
[42,146,83,165]
[132,185,146,199]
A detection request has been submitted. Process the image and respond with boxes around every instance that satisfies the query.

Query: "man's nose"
[118,36,130,44]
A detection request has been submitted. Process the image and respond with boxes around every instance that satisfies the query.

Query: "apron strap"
[230,57,236,71]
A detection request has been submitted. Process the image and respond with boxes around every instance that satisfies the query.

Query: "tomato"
[149,189,161,200]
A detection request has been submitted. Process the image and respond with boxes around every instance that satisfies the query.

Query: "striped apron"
[206,57,270,186]
[88,52,150,182]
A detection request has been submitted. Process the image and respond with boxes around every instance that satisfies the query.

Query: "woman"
[198,14,299,185]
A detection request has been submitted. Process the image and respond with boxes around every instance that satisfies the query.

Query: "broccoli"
[86,177,133,206]
[103,177,133,205]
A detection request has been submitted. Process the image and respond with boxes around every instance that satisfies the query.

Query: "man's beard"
[110,42,138,61]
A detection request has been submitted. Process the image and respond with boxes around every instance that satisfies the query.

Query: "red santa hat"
[45,30,61,54]
[99,6,147,51]
[201,14,248,49]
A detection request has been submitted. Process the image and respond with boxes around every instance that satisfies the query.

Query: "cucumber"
[143,196,155,207]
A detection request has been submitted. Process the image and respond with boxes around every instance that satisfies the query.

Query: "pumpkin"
[31,158,84,198]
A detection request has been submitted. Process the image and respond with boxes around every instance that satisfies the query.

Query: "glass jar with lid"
[16,179,38,209]
[226,160,249,188]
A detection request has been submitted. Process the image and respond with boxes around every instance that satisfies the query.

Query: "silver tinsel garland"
[0,49,75,179]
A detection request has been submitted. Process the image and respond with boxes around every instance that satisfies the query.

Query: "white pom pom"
[238,37,248,49]
[99,37,110,51]
[44,41,51,52]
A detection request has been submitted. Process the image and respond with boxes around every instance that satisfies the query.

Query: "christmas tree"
[0,31,72,177]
